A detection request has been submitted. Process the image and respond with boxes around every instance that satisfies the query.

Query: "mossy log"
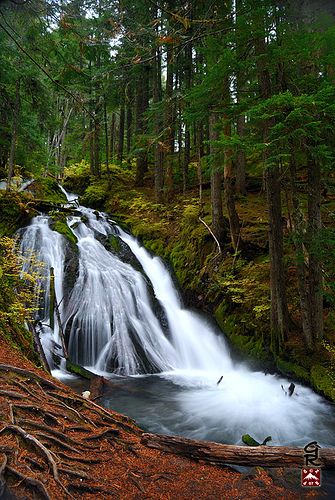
[65,359,96,380]
[141,433,335,469]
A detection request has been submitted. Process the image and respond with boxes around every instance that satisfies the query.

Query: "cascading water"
[18,189,335,453]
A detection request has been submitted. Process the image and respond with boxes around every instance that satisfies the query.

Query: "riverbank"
[1,170,333,400]
[0,333,312,499]
[61,162,335,402]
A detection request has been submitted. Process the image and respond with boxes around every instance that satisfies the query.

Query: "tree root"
[58,467,91,479]
[57,451,103,464]
[5,464,52,500]
[15,418,91,448]
[34,432,81,454]
[0,364,60,390]
[0,390,26,399]
[1,423,59,471]
[83,428,120,440]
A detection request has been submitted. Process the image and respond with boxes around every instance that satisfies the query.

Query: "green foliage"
[0,191,33,236]
[0,236,40,362]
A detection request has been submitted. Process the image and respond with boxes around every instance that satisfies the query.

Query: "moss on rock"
[276,358,310,383]
[310,364,335,400]
[28,178,67,204]
[52,220,78,245]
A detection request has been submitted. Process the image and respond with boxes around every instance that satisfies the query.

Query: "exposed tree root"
[0,364,60,390]
[0,390,26,399]
[0,364,141,499]
[83,427,120,440]
[0,425,60,480]
[6,464,52,500]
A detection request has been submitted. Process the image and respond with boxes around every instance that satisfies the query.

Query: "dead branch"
[199,217,222,254]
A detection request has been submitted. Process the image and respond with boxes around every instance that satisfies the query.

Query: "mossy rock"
[109,234,121,253]
[0,192,34,236]
[276,358,310,383]
[28,178,67,204]
[52,220,78,245]
[80,181,109,209]
[310,364,335,400]
[214,302,229,331]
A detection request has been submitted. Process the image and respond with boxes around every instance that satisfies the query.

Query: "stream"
[18,188,335,493]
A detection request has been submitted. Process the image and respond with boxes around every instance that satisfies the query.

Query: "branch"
[0,12,95,122]
[199,217,222,254]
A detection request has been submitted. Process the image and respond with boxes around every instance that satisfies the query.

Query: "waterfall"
[18,190,335,448]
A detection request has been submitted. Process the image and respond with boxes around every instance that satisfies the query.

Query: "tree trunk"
[117,98,125,165]
[126,83,133,166]
[255,31,289,352]
[209,112,226,246]
[110,112,116,161]
[223,80,241,251]
[289,159,313,350]
[307,159,323,342]
[235,0,246,195]
[266,164,289,351]
[135,66,149,186]
[103,97,110,178]
[183,27,192,194]
[7,78,20,188]
[141,433,335,469]
[153,47,164,202]
[236,115,246,195]
[164,43,175,200]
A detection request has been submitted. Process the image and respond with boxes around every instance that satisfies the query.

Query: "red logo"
[301,468,321,487]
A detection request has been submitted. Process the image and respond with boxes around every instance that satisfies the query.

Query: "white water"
[18,191,335,449]
[19,215,66,366]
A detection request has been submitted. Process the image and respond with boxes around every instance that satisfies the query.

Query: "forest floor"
[0,336,319,500]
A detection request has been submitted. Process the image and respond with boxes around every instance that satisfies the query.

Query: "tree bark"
[126,83,133,166]
[223,79,241,251]
[255,30,289,352]
[141,433,335,469]
[103,97,110,178]
[7,78,20,188]
[307,159,323,342]
[209,112,226,246]
[289,159,313,350]
[164,42,175,200]
[117,98,125,165]
[110,112,116,161]
[135,66,149,186]
[152,13,164,203]
[235,0,246,195]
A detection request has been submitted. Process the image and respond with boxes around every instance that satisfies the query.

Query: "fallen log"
[141,433,335,469]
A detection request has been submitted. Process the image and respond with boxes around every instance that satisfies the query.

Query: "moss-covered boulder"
[0,191,34,236]
[28,178,67,204]
[310,364,335,400]
[276,358,310,383]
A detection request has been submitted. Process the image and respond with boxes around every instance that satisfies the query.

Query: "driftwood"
[141,433,335,469]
